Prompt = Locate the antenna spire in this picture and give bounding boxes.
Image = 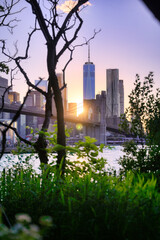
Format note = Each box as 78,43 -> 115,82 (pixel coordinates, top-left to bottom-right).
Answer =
88,42 -> 90,62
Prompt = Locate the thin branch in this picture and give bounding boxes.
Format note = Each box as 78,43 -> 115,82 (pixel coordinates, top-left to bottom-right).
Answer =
0,0 -> 25,32
0,121 -> 32,159
57,10 -> 83,60
26,0 -> 52,43
0,88 -> 35,158
55,0 -> 88,44
1,31 -> 47,96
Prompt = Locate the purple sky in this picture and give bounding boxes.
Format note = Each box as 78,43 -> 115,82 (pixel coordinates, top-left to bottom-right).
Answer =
1,0 -> 160,109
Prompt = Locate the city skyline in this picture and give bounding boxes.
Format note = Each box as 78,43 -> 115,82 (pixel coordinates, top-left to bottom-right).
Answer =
0,0 -> 160,110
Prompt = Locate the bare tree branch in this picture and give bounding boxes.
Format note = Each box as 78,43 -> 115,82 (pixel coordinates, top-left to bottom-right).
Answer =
0,0 -> 25,33
0,88 -> 34,158
26,0 -> 52,43
1,30 -> 47,96
55,0 -> 88,42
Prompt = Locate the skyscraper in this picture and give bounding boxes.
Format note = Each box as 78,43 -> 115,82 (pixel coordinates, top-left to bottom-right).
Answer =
83,44 -> 95,100
106,69 -> 120,118
119,79 -> 124,115
0,76 -> 9,104
52,73 -> 68,116
35,79 -> 48,110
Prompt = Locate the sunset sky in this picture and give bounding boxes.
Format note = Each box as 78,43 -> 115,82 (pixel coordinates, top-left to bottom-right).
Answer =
1,0 -> 160,110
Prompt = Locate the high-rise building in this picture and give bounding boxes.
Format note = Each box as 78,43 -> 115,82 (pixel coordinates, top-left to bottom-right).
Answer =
106,69 -> 120,118
35,79 -> 48,110
25,91 -> 44,109
119,80 -> 124,115
52,73 -> 68,116
0,77 -> 26,139
0,76 -> 9,104
0,76 -> 10,120
35,76 -> 68,116
106,69 -> 125,118
83,44 -> 95,100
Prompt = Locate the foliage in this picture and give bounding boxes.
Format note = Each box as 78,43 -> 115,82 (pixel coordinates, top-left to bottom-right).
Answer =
119,72 -> 160,175
0,62 -> 9,74
64,136 -> 107,177
13,126 -> 108,177
0,6 -> 4,12
118,141 -> 160,176
0,166 -> 160,240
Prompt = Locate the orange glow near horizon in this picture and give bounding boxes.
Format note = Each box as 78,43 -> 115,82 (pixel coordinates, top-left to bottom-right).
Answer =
76,101 -> 83,116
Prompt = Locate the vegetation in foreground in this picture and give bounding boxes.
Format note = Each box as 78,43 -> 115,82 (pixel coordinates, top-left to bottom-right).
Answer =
0,165 -> 160,240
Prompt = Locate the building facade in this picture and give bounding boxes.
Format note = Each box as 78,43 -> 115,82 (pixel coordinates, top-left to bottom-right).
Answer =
35,79 -> 48,110
8,91 -> 20,104
0,76 -> 9,104
68,102 -> 77,117
119,79 -> 124,115
52,73 -> 68,116
106,69 -> 120,118
25,91 -> 44,109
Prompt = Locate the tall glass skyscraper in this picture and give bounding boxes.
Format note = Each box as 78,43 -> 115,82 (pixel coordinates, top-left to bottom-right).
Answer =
83,44 -> 95,100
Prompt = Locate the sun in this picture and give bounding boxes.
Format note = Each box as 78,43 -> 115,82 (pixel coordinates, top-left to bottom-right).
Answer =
76,101 -> 83,116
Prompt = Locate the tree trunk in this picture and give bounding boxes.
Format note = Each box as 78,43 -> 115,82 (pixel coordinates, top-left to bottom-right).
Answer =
34,90 -> 52,165
47,42 -> 66,173
52,73 -> 66,174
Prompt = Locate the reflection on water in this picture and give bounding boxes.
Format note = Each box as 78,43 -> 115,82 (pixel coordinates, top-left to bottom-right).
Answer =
0,146 -> 124,173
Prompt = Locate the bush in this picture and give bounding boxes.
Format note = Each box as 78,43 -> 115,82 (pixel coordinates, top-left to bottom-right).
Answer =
119,73 -> 160,176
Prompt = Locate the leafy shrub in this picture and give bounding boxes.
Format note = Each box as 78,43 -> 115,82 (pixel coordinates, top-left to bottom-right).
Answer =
119,73 -> 160,176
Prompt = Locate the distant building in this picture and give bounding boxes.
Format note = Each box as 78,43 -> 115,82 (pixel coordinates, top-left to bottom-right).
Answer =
0,76 -> 9,104
119,79 -> 124,115
25,90 -> 44,133
35,79 -> 48,110
106,69 -> 120,118
25,91 -> 44,109
52,73 -> 68,116
96,91 -> 106,122
105,69 -> 125,129
8,91 -> 20,104
0,77 -> 26,141
35,79 -> 48,92
83,44 -> 95,100
68,102 -> 77,117
0,76 -> 10,120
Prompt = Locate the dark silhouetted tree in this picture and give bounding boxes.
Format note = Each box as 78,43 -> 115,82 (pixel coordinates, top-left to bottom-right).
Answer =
0,0 -> 98,174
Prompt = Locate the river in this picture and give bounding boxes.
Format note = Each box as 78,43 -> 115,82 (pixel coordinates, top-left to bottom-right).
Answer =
0,145 -> 124,173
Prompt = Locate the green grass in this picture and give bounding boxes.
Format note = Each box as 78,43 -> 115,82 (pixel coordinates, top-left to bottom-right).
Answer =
1,166 -> 160,240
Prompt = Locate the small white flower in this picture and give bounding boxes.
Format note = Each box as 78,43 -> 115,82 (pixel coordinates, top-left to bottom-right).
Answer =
15,214 -> 32,223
